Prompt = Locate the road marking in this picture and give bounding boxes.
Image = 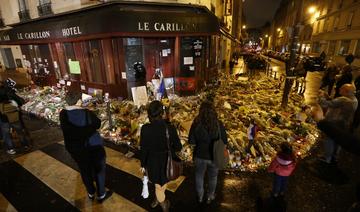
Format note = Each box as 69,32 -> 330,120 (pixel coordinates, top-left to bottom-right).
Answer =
14,151 -> 146,212
0,193 -> 17,212
58,141 -> 185,192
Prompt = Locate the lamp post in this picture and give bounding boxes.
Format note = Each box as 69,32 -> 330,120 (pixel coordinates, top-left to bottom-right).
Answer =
281,0 -> 304,107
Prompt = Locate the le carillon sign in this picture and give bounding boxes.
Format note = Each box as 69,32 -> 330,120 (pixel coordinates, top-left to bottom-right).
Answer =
0,3 -> 219,44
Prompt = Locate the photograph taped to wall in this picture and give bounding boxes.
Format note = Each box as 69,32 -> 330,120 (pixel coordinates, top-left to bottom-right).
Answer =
184,57 -> 193,65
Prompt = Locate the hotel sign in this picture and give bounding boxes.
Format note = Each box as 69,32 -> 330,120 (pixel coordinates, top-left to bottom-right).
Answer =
0,5 -> 219,44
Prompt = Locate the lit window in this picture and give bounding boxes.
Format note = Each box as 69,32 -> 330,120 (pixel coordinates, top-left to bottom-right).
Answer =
338,40 -> 351,56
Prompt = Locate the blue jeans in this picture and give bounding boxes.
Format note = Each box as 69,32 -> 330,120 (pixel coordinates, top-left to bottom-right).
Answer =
272,174 -> 288,196
195,157 -> 219,199
73,153 -> 106,196
323,136 -> 340,163
0,120 -> 28,150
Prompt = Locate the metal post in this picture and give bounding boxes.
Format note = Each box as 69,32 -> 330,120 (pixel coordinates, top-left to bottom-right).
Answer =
104,93 -> 113,130
281,0 -> 304,108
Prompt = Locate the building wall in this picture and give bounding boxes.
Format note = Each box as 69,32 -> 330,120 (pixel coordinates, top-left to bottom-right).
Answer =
312,0 -> 360,66
0,0 -> 20,25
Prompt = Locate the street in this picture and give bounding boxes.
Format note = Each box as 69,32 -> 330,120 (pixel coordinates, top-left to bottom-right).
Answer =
0,58 -> 359,212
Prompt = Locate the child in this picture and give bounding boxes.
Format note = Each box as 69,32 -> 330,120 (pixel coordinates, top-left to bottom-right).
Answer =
268,142 -> 296,198
246,119 -> 259,154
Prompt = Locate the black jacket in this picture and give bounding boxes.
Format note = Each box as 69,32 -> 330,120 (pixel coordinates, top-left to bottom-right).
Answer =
188,120 -> 227,160
60,108 -> 104,159
140,119 -> 182,185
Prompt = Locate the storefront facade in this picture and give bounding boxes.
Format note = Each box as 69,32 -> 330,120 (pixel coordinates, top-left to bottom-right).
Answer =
0,2 -> 220,98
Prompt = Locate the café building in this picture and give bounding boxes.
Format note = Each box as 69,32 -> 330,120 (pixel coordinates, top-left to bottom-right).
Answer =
0,1 -> 221,98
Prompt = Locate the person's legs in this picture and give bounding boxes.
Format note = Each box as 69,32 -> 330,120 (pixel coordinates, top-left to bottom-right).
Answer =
11,122 -> 29,147
279,176 -> 289,196
73,155 -> 96,196
272,174 -> 282,197
94,156 -> 106,197
322,137 -> 335,163
195,157 -> 207,201
0,121 -> 15,151
207,161 -> 219,201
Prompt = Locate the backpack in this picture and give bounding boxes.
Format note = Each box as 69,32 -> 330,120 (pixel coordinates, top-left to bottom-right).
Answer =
0,102 -> 19,123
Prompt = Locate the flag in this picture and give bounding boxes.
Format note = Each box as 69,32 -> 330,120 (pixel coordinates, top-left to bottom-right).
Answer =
158,77 -> 166,99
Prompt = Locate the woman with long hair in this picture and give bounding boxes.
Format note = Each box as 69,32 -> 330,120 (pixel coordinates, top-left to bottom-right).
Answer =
188,100 -> 228,204
140,100 -> 182,212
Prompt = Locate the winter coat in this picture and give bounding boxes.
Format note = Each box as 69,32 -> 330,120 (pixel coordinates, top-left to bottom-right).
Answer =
59,106 -> 105,160
140,119 -> 182,185
319,95 -> 358,130
268,153 -> 296,177
188,120 -> 227,161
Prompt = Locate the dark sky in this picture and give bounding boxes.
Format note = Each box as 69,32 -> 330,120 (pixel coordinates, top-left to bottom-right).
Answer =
244,0 -> 282,28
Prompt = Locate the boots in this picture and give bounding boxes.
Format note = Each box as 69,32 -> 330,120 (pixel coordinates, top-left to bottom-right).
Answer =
160,199 -> 170,212
150,198 -> 159,208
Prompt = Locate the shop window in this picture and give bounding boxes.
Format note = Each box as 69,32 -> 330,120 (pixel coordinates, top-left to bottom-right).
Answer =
313,42 -> 320,53
18,0 -> 30,22
328,40 -> 337,56
180,37 -> 196,77
338,40 -> 351,56
38,0 -> 53,16
88,40 -> 105,83
355,40 -> 360,58
0,48 -> 16,69
123,38 -> 144,82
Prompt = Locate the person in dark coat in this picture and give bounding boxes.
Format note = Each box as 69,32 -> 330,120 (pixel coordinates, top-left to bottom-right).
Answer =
140,100 -> 182,212
334,65 -> 353,98
0,80 -> 29,155
60,90 -> 112,203
188,100 -> 228,204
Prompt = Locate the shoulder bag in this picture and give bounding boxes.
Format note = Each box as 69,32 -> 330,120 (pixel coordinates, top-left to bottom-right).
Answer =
213,123 -> 230,169
165,125 -> 183,181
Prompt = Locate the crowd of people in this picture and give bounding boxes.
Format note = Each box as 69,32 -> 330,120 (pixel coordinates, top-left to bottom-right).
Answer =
1,50 -> 360,211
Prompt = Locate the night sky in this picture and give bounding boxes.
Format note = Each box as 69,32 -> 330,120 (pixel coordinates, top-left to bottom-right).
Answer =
243,0 -> 282,28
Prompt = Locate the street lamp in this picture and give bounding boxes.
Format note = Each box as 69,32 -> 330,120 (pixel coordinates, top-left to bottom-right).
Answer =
308,6 -> 317,14
242,25 -> 246,29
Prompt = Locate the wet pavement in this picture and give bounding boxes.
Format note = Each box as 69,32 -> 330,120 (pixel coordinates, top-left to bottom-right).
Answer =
1,61 -> 360,211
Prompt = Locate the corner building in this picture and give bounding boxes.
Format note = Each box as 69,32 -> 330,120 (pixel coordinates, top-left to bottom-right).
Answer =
0,0 -> 243,98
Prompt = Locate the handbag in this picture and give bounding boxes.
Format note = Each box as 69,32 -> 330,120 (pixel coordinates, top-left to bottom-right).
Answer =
213,123 -> 229,169
165,125 -> 183,181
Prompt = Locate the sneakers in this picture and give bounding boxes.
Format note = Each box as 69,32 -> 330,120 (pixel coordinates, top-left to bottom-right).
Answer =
206,195 -> 215,204
97,190 -> 113,203
6,149 -> 16,155
88,193 -> 95,200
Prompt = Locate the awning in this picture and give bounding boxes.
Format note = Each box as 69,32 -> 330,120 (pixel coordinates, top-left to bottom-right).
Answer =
0,1 -> 219,44
220,27 -> 241,44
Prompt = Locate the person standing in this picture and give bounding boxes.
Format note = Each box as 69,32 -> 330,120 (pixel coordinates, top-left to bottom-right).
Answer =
0,80 -> 29,155
60,90 -> 112,203
268,142 -> 296,198
318,84 -> 358,164
140,100 -> 182,212
188,101 -> 228,204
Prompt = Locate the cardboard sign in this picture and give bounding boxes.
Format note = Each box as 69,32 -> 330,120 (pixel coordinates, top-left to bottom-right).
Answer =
131,86 -> 148,107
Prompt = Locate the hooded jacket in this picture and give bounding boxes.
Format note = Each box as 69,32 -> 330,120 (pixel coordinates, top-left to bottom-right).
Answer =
268,152 -> 296,177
